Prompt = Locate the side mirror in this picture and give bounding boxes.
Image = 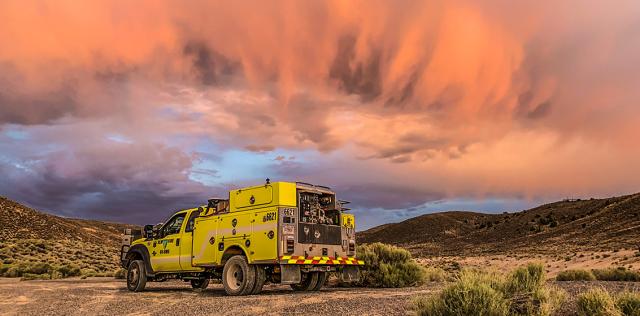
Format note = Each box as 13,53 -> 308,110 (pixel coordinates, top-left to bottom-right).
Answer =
153,223 -> 163,239
143,225 -> 154,239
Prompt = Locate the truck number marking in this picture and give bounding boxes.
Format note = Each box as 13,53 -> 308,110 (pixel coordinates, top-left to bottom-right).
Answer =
262,212 -> 276,222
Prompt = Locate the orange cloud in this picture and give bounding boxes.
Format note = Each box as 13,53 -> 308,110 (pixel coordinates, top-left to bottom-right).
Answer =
1,0 -> 639,213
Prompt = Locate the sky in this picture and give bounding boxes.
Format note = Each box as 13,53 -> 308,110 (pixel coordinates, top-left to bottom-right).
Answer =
1,1 -> 640,230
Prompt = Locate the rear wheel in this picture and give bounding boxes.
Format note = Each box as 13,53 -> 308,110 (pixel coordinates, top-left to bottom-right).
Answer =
250,265 -> 266,295
311,272 -> 327,291
191,279 -> 210,291
290,272 -> 318,291
126,260 -> 147,292
222,255 -> 256,296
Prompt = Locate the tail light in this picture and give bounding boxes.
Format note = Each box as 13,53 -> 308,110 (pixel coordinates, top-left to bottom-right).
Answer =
286,238 -> 295,254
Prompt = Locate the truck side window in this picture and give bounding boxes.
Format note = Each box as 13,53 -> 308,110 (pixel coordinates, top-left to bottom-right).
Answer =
185,210 -> 201,232
162,213 -> 186,236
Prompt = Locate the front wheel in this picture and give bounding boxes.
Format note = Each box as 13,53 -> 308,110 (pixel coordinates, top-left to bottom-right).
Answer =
191,279 -> 210,291
222,255 -> 256,296
126,260 -> 147,292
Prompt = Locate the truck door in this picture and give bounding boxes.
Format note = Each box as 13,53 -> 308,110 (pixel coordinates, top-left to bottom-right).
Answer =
180,210 -> 201,270
151,212 -> 186,272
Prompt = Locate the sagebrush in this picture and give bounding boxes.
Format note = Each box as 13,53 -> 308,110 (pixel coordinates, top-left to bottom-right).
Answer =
414,263 -> 565,316
355,243 -> 428,287
616,292 -> 640,316
592,267 -> 640,282
556,269 -> 596,281
576,288 -> 621,316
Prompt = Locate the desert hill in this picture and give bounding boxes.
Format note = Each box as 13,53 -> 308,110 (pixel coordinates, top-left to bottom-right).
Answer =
0,196 -> 135,244
0,196 -> 137,277
358,193 -> 640,256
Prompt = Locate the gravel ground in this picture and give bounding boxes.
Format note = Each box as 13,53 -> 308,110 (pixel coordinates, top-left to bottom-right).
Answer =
1,278 -> 638,315
0,278 -> 437,316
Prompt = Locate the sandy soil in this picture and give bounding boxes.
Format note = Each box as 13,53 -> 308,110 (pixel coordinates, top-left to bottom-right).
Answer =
0,277 -> 637,315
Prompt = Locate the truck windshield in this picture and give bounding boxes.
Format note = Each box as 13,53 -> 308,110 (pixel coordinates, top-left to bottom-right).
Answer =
162,213 -> 186,236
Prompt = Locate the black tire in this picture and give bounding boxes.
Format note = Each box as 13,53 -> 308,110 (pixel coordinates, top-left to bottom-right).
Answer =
222,255 -> 256,296
290,272 -> 318,291
250,265 -> 266,295
126,260 -> 147,292
311,272 -> 327,291
191,279 -> 210,291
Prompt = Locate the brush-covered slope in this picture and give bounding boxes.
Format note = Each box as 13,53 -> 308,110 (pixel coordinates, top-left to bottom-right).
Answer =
0,196 -> 137,277
358,194 -> 640,256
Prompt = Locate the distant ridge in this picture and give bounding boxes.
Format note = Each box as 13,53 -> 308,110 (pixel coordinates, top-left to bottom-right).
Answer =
0,196 -> 135,244
0,196 -> 138,274
358,193 -> 640,256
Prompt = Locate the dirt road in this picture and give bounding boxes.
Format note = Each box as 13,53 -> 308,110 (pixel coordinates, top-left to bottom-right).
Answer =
0,278 -> 436,315
2,278 -> 638,315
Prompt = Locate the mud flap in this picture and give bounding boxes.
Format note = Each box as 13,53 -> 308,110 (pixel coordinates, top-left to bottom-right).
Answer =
280,265 -> 301,284
340,266 -> 359,282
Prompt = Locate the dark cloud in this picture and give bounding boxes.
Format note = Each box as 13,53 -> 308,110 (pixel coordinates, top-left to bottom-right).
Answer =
0,64 -> 78,125
526,101 -> 552,120
329,36 -> 383,101
0,142 -> 215,224
284,94 -> 340,151
183,40 -> 240,86
244,144 -> 275,153
337,183 -> 445,210
366,133 -> 448,161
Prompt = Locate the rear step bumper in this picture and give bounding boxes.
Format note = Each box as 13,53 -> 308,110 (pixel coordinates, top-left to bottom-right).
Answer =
279,256 -> 364,265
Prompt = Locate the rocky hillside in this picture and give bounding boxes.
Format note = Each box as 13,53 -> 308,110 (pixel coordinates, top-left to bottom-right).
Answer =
0,196 -> 137,277
358,193 -> 640,256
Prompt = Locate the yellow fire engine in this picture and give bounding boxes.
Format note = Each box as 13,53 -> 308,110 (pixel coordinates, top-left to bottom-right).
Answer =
121,181 -> 362,295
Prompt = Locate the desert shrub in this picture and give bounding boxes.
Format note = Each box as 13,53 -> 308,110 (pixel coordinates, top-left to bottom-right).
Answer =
413,270 -> 509,316
423,267 -> 448,282
592,267 -> 640,282
413,264 -> 565,316
557,269 -> 596,281
577,288 -> 621,316
20,273 -> 51,281
615,292 -> 640,316
0,264 -> 11,275
506,264 -> 545,293
113,268 -> 127,279
355,243 -> 426,287
25,262 -> 51,275
504,263 -> 564,316
56,264 -> 81,278
2,262 -> 54,277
